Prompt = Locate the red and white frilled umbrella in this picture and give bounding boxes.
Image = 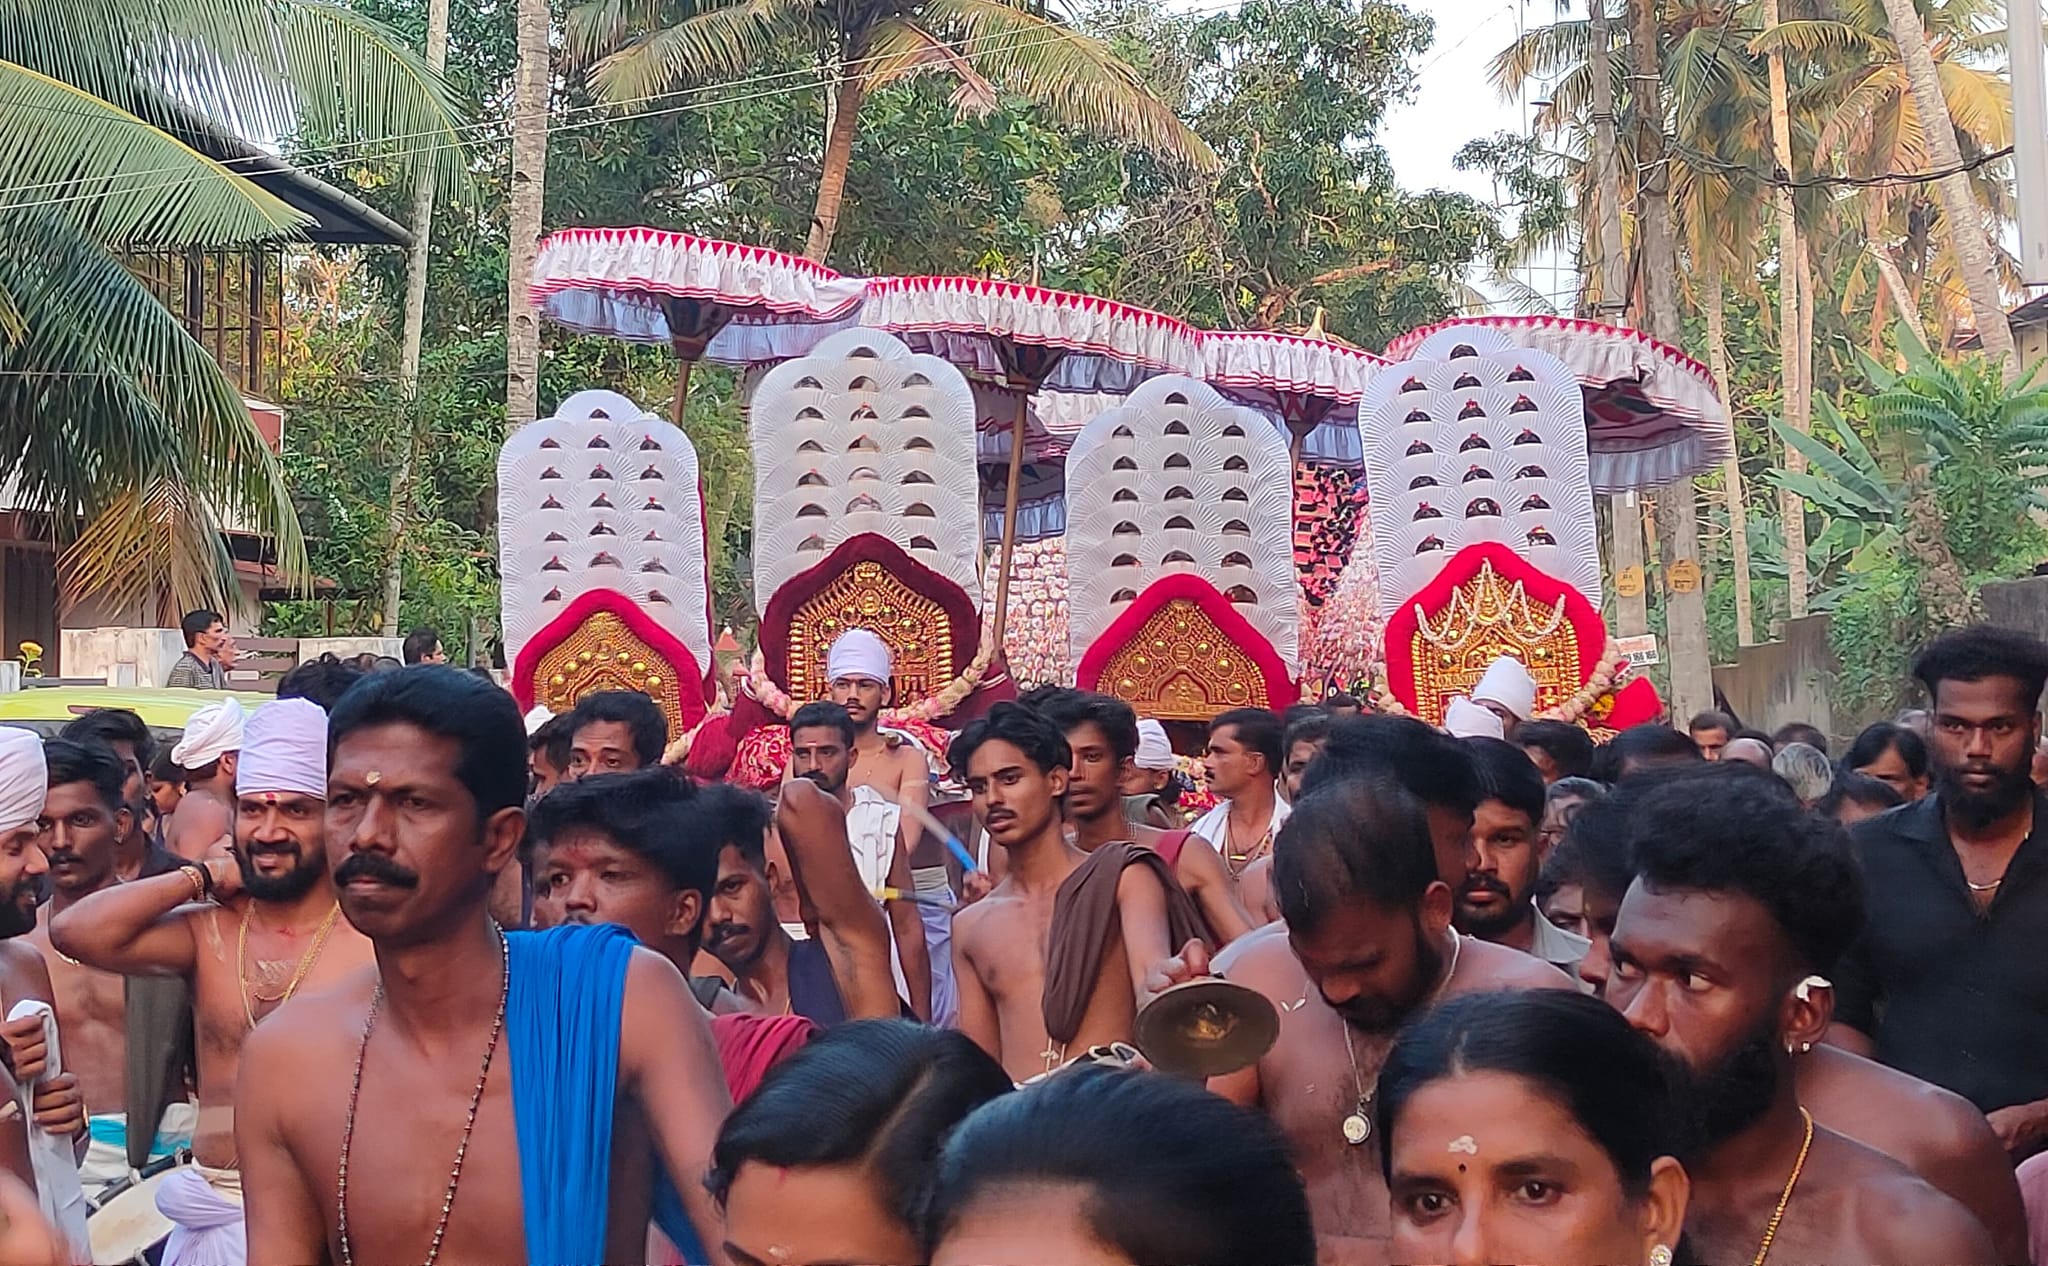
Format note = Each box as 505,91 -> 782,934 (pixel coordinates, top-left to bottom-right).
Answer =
1381,315 -> 1733,492
530,227 -> 870,422
859,276 -> 1203,650
1203,329 -> 1389,466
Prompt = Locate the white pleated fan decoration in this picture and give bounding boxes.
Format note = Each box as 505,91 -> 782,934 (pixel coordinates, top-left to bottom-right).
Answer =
499,388 -> 711,673
1361,334 -> 1600,620
1066,376 -> 1300,672
750,329 -> 981,606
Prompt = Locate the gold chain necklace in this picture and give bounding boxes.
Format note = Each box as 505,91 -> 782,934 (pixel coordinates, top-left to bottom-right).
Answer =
237,901 -> 341,1026
1751,1107 -> 1814,1266
336,930 -> 508,1266
1340,929 -> 1461,1145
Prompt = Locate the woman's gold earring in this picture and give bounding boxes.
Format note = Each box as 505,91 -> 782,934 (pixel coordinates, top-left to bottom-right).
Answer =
1649,1245 -> 1674,1266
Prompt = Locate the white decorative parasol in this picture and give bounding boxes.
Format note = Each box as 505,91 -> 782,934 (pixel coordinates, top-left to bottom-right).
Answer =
1381,315 -> 1732,492
1203,329 -> 1389,466
860,277 -> 1204,651
530,227 -> 870,422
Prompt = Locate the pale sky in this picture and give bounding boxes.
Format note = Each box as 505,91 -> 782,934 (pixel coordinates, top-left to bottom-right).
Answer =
1380,0 -> 1584,313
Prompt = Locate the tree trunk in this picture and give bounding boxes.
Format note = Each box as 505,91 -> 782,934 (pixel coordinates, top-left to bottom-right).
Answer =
380,0 -> 451,638
1587,0 -> 1650,637
1704,258 -> 1755,646
506,0 -> 551,429
1871,244 -> 1934,355
1632,0 -> 1713,717
1763,0 -> 1809,621
1877,0 -> 2017,378
804,72 -> 867,264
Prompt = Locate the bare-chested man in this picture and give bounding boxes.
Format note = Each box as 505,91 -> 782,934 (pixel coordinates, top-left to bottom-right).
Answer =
235,666 -> 728,1264
53,697 -> 369,1266
0,729 -> 88,1251
1555,776 -> 2030,1262
1607,771 -> 1995,1264
1152,774 -> 1571,1266
823,628 -> 953,1021
788,701 -> 933,1018
1022,687 -> 1252,944
952,703 -> 1198,1083
27,740 -> 193,1204
162,699 -> 243,862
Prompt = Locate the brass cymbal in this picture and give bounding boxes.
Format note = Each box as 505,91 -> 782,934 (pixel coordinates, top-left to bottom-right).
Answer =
1135,977 -> 1280,1080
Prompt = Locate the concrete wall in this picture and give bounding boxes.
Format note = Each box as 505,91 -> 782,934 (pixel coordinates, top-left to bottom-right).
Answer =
1711,615 -> 1844,744
59,631 -> 402,687
1981,576 -> 2048,641
2018,321 -> 2047,373
60,629 -> 188,686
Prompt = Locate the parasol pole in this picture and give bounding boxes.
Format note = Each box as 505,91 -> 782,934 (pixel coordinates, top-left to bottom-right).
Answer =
662,297 -> 733,428
990,388 -> 1029,656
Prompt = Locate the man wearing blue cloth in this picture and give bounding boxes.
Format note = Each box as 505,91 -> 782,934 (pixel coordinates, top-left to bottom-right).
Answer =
236,668 -> 730,1265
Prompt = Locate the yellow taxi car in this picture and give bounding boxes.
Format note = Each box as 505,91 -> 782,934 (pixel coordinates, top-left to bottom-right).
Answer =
0,685 -> 274,740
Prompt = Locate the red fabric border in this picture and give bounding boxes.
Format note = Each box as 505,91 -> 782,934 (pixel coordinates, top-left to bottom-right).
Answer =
1382,315 -> 1716,397
1381,542 -> 1606,716
758,534 -> 981,699
1075,572 -> 1299,713
511,588 -> 708,731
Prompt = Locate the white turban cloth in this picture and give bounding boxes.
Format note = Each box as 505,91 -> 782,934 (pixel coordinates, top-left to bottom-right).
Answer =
171,698 -> 246,770
237,698 -> 329,800
826,628 -> 892,684
1472,655 -> 1538,722
1445,696 -> 1506,740
1134,719 -> 1177,771
0,728 -> 47,835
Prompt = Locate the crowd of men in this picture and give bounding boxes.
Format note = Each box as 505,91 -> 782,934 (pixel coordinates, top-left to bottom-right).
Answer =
0,619 -> 2047,1263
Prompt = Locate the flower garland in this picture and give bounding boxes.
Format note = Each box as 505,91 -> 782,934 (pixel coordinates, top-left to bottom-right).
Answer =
746,623 -> 999,724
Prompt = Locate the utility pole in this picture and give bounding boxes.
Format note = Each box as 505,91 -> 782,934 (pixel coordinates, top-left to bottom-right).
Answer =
1586,0 -> 1650,638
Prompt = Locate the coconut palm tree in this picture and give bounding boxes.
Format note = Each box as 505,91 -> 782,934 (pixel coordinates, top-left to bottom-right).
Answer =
570,0 -> 1217,262
0,0 -> 469,614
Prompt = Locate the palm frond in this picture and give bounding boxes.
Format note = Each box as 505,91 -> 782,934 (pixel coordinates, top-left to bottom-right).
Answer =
1749,19 -> 1886,58
565,0 -> 678,67
0,0 -> 472,198
0,59 -> 309,247
587,0 -> 805,105
0,207 -> 306,610
922,0 -> 1217,170
862,17 -> 1000,112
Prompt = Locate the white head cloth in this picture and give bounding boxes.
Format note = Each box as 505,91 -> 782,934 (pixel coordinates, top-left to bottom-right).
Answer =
524,705 -> 555,736
237,698 -> 329,800
826,628 -> 893,684
1134,719 -> 1177,771
0,728 -> 46,835
170,698 -> 247,770
1472,655 -> 1538,721
1445,696 -> 1506,740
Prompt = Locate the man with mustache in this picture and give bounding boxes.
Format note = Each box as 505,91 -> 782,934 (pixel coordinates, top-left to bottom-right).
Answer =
25,740 -> 194,1207
0,728 -> 89,1245
1607,772 -> 1995,1263
786,700 -> 933,1019
60,709 -> 179,881
234,667 -> 728,1264
52,697 -> 370,1266
704,778 -> 904,1024
1456,736 -> 1587,973
1150,773 -> 1570,1266
1552,771 -> 2029,1264
1835,627 -> 2048,1156
952,703 -> 1200,1083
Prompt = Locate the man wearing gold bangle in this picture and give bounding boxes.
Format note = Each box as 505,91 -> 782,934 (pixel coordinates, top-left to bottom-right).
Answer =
51,698 -> 372,1266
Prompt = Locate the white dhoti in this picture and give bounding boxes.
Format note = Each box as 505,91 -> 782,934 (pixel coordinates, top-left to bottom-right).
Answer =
156,1164 -> 245,1266
83,1103 -> 199,1206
